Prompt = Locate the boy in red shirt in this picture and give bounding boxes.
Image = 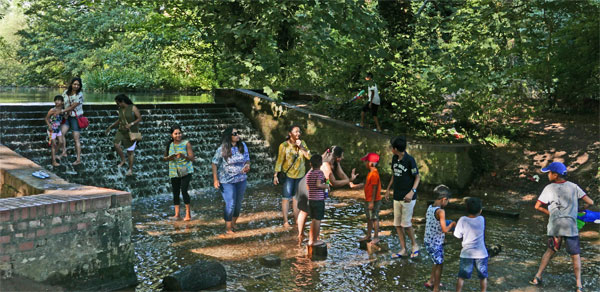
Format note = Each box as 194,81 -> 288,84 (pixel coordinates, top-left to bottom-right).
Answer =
355,153 -> 382,244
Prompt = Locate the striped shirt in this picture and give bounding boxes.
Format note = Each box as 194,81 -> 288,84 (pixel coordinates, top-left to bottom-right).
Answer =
168,140 -> 194,178
306,169 -> 326,201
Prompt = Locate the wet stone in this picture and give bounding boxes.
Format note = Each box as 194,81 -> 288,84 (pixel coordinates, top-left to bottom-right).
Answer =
162,260 -> 226,291
358,238 -> 369,250
308,242 -> 327,260
487,244 -> 502,258
259,254 -> 281,268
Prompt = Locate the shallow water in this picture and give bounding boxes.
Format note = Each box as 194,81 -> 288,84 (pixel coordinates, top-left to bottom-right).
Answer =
129,185 -> 600,292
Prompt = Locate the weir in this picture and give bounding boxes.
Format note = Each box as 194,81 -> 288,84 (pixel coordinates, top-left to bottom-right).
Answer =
0,103 -> 274,197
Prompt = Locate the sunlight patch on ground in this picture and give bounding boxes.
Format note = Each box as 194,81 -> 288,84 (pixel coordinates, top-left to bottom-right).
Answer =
190,234 -> 299,260
172,225 -> 293,247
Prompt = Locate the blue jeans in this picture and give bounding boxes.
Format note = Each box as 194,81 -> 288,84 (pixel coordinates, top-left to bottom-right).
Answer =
458,257 -> 488,279
283,177 -> 302,199
221,180 -> 247,222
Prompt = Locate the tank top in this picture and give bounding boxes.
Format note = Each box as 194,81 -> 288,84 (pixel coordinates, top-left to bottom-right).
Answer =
168,140 -> 194,178
424,205 -> 444,246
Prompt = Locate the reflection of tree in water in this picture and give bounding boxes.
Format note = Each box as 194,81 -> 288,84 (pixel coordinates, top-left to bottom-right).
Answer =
291,255 -> 319,290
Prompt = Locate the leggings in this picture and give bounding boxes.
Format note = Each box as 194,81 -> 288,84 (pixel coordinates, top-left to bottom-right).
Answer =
171,174 -> 191,205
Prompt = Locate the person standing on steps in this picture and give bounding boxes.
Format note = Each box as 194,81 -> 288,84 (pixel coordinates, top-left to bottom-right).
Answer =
60,77 -> 84,165
357,72 -> 382,132
105,94 -> 142,176
274,125 -> 310,228
212,127 -> 250,235
162,124 -> 195,221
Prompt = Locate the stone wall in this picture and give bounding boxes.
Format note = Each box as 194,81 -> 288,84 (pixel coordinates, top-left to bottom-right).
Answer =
0,145 -> 136,291
215,89 -> 480,190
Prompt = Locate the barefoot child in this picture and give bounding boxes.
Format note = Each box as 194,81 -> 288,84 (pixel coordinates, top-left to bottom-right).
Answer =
424,185 -> 456,292
354,153 -> 382,244
454,197 -> 488,292
529,162 -> 593,292
306,154 -> 330,246
45,95 -> 65,166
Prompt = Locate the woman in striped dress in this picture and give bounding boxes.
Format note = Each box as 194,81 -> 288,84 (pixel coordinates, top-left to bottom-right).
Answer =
162,124 -> 195,221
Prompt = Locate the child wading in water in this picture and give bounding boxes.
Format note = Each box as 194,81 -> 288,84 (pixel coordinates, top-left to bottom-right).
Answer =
454,197 -> 488,292
530,162 -> 593,292
424,185 -> 456,292
305,154 -> 330,246
45,95 -> 65,166
354,153 -> 382,244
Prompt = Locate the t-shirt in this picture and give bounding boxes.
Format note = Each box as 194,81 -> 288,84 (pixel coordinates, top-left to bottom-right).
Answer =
364,169 -> 382,202
454,216 -> 488,259
62,90 -> 84,117
274,140 -> 310,179
391,153 -> 419,201
211,142 -> 250,184
537,181 -> 586,237
306,169 -> 326,201
367,82 -> 380,105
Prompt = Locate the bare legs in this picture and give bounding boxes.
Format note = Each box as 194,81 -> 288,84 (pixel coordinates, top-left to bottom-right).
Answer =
51,138 -> 62,166
60,123 -> 81,165
365,219 -> 379,243
297,210 -> 308,243
282,197 -> 298,227
396,226 -> 419,256
308,219 -> 322,246
114,142 -> 134,175
426,264 -> 443,292
456,277 -> 487,292
533,246 -> 582,289
126,150 -> 134,175
359,111 -> 381,131
172,204 -> 191,221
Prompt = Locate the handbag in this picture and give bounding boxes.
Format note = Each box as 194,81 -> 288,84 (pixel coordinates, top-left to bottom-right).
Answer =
176,166 -> 189,178
120,107 -> 142,141
278,153 -> 300,183
69,94 -> 89,129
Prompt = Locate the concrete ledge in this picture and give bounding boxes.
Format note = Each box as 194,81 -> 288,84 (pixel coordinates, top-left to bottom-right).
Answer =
215,89 -> 480,189
0,145 -> 136,291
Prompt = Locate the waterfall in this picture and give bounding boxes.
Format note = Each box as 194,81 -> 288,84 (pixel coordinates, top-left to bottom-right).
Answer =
0,103 -> 274,197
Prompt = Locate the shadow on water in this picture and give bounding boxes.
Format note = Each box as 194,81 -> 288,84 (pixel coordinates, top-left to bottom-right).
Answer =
128,185 -> 599,292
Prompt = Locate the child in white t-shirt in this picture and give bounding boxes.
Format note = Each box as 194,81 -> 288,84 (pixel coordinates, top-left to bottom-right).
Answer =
454,197 -> 488,292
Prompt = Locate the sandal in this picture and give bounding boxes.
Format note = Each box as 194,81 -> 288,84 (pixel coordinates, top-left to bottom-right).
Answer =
410,250 -> 420,258
529,276 -> 542,286
577,286 -> 583,292
391,253 -> 404,259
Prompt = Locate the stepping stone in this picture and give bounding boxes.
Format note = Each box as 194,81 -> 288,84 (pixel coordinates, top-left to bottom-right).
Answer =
358,238 -> 370,250
259,254 -> 281,268
308,242 -> 327,260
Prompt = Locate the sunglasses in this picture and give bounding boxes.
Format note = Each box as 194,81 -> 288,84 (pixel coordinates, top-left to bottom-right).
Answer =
231,131 -> 240,136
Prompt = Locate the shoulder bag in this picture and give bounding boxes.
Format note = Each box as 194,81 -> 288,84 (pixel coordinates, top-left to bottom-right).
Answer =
119,107 -> 142,141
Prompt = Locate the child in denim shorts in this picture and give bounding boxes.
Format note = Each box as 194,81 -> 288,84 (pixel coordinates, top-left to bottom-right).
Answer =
454,197 -> 488,292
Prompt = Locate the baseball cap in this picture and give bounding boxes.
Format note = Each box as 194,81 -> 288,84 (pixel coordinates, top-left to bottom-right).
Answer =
541,162 -> 567,175
361,153 -> 380,163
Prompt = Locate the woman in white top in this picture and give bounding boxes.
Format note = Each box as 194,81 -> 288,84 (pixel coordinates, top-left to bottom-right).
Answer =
60,77 -> 84,165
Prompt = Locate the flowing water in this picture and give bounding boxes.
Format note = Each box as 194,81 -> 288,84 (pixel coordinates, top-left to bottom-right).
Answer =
129,186 -> 600,292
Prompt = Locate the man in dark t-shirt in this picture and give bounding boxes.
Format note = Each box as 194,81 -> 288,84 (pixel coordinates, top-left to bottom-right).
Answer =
385,136 -> 421,258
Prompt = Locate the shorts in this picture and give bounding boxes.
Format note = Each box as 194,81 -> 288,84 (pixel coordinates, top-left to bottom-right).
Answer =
364,200 -> 382,220
283,176 -> 302,199
425,243 -> 444,265
361,103 -> 379,117
309,200 -> 325,221
547,236 -> 580,255
393,199 -> 416,227
458,257 -> 488,279
49,130 -> 62,140
63,116 -> 81,132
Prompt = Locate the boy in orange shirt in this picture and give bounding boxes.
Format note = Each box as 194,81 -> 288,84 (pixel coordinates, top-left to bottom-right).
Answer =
355,152 -> 382,244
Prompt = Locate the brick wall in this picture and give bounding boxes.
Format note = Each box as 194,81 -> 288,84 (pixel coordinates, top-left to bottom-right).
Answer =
0,145 -> 136,290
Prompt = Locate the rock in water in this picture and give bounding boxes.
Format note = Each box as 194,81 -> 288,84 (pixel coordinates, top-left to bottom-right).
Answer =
486,244 -> 502,258
358,238 -> 370,250
162,260 -> 226,291
259,254 -> 281,268
308,242 -> 328,260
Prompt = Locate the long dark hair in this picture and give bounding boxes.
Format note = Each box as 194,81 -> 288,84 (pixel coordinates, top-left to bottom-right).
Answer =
66,77 -> 83,96
165,124 -> 182,154
326,145 -> 344,173
220,126 -> 244,159
115,94 -> 134,105
285,125 -> 301,141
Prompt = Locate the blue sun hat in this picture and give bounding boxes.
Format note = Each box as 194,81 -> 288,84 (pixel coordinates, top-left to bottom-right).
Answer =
541,162 -> 567,175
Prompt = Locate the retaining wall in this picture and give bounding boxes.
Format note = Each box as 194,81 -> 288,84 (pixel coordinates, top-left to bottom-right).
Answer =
215,89 -> 480,190
0,145 -> 136,291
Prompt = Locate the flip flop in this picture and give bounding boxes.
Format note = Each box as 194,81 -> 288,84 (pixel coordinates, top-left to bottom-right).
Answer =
391,253 -> 404,259
410,250 -> 420,258
529,276 -> 542,286
32,171 -> 45,179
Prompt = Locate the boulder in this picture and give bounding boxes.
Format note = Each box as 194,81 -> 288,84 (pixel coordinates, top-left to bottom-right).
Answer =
259,255 -> 281,268
162,260 -> 226,291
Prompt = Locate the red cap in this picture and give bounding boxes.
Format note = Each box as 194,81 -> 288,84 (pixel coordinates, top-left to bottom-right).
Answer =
361,153 -> 380,163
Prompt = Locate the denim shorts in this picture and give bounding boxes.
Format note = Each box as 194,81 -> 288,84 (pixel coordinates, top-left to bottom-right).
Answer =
458,257 -> 488,279
282,177 -> 302,199
548,236 -> 580,255
364,200 -> 382,220
64,116 -> 81,132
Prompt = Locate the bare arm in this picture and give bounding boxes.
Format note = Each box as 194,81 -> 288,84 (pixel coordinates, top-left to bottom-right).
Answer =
582,195 -> 594,207
212,163 -> 220,188
125,106 -> 142,129
45,109 -> 54,129
371,184 -> 378,202
385,176 -> 394,199
534,200 -> 550,216
185,142 -> 195,162
437,209 -> 456,233
403,174 -> 421,202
